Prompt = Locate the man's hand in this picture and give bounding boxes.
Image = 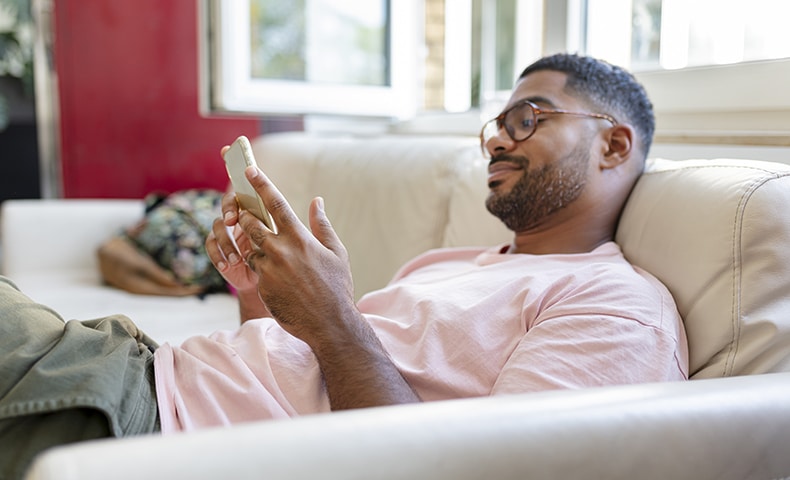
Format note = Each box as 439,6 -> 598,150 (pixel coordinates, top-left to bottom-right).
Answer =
234,165 -> 355,344
233,164 -> 421,409
205,144 -> 272,322
206,205 -> 259,294
206,210 -> 270,322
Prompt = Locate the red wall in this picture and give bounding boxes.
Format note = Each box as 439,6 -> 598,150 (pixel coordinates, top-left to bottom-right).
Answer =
54,0 -> 261,198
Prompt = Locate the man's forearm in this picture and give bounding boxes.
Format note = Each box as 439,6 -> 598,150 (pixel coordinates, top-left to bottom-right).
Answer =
228,169 -> 416,407
310,310 -> 421,410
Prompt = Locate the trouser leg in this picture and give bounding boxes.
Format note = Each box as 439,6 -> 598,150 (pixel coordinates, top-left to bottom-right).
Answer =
0,408 -> 111,480
0,277 -> 159,479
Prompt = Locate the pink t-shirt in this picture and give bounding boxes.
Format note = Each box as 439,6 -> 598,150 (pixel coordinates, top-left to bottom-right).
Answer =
154,242 -> 688,432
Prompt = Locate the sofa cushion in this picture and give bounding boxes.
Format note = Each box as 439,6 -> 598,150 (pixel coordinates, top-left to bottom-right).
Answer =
616,158 -> 790,378
1,199 -> 241,345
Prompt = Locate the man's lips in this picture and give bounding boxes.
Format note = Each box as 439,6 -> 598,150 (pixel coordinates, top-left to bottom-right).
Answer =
487,160 -> 523,185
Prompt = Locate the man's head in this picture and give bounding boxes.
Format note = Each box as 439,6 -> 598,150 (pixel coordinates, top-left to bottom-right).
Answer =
481,53 -> 654,252
519,53 -> 655,159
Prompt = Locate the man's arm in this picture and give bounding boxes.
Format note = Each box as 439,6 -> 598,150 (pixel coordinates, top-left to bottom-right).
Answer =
219,165 -> 420,409
292,294 -> 421,410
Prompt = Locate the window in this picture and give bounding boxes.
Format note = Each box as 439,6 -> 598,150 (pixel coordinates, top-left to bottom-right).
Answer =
205,0 -> 418,119
474,0 -> 544,116
203,0 -> 788,144
580,0 -> 790,145
398,0 -> 544,135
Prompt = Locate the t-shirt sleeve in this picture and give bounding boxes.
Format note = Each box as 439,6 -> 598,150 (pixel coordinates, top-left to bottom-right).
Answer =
491,269 -> 688,394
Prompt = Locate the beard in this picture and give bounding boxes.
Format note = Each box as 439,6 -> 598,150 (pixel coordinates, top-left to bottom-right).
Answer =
485,143 -> 589,232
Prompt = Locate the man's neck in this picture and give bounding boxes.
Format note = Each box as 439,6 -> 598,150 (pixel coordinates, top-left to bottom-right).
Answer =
506,221 -> 615,255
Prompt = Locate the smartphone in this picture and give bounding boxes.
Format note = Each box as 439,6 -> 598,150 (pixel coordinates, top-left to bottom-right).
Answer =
222,135 -> 275,231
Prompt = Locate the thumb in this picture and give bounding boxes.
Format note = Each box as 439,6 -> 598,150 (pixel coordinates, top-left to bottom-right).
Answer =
309,197 -> 346,258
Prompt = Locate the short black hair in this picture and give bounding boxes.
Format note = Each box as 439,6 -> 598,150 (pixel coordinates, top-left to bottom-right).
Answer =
520,53 -> 655,158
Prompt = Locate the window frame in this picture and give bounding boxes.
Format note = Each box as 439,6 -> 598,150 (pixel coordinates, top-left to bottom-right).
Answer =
204,0 -> 419,120
635,59 -> 790,145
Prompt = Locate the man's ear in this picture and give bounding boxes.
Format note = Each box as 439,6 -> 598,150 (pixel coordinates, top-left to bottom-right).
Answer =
600,124 -> 635,170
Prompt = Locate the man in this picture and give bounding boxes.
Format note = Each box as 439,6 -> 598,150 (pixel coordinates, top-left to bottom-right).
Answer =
0,53 -> 687,477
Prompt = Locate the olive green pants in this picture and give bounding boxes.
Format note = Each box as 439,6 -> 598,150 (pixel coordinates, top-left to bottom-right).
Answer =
0,277 -> 160,480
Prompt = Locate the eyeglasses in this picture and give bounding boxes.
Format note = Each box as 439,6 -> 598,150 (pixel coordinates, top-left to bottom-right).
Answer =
480,99 -> 618,154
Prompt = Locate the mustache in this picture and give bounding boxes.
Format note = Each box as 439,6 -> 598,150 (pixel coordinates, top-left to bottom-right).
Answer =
489,153 -> 530,169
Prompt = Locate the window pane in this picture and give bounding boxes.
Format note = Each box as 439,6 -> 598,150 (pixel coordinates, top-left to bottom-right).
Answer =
494,0 -> 518,91
249,1 -> 306,81
249,0 -> 388,86
475,0 -> 541,110
589,0 -> 790,71
630,0 -> 662,70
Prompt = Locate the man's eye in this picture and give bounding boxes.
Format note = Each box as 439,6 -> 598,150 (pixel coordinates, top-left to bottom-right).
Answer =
520,118 -> 535,128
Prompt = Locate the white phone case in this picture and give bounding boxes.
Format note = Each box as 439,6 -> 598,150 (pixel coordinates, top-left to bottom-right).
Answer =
222,135 -> 275,231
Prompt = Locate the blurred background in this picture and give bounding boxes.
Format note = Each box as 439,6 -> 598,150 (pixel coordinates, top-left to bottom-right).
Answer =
1,0 -> 788,204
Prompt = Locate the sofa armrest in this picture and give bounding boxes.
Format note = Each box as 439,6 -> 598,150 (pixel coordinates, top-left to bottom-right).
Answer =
26,373 -> 790,480
1,199 -> 144,277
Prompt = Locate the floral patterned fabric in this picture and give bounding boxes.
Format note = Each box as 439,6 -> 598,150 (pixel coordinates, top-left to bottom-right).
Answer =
125,189 -> 227,292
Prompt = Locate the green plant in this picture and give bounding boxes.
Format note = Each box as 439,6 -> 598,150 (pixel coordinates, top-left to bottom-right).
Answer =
0,0 -> 33,131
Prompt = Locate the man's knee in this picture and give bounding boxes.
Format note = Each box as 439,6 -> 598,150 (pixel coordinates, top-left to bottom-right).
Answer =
0,276 -> 66,339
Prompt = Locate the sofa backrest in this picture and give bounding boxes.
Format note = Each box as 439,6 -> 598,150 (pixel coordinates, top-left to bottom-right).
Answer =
253,133 -> 790,379
252,133 -> 510,299
616,158 -> 790,378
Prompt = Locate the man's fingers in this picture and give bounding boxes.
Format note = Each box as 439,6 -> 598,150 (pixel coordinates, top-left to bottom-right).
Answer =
308,197 -> 348,261
208,218 -> 242,270
244,166 -> 299,232
220,190 -> 240,227
237,209 -> 270,252
205,230 -> 228,272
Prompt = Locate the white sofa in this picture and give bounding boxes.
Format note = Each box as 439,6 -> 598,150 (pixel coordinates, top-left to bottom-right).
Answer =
3,132 -> 790,479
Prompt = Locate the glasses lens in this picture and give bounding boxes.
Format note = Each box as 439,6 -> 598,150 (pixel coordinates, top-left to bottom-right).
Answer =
505,103 -> 536,142
480,102 -> 538,151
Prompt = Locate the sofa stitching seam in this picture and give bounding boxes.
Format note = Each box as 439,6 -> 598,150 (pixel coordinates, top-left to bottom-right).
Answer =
723,172 -> 786,376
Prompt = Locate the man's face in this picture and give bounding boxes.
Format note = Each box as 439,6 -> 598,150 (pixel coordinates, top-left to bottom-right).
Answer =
483,70 -> 597,233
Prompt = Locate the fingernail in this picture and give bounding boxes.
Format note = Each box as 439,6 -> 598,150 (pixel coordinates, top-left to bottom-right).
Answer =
228,252 -> 240,264
224,211 -> 235,222
217,261 -> 227,271
317,196 -> 325,212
